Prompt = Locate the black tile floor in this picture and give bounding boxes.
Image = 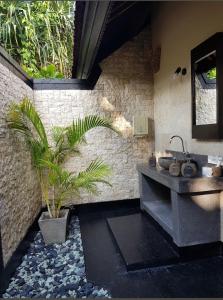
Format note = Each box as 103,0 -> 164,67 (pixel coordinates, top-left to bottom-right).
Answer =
78,200 -> 223,298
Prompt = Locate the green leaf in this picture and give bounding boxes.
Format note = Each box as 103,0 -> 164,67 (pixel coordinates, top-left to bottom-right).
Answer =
0,0 -> 74,78
53,115 -> 119,164
7,97 -> 49,167
66,115 -> 119,148
74,159 -> 112,194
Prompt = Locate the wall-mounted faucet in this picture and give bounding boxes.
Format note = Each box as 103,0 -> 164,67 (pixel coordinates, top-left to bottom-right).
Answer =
169,135 -> 186,154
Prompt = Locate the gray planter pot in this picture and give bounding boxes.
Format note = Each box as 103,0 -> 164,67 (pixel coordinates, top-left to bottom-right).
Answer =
38,209 -> 69,245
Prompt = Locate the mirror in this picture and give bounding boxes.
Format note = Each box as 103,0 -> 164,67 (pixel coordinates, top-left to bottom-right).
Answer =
195,51 -> 216,125
191,33 -> 223,139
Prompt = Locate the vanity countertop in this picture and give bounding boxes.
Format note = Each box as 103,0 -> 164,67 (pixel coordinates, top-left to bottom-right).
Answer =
137,164 -> 223,194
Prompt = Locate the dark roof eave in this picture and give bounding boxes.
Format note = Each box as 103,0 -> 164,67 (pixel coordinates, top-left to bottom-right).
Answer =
72,1 -> 111,80
72,1 -> 151,88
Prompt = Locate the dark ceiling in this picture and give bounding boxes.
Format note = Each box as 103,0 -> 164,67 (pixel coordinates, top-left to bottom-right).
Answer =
96,1 -> 151,62
72,1 -> 152,86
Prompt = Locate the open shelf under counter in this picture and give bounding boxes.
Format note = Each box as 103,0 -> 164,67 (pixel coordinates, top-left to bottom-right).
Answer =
142,200 -> 173,236
138,163 -> 222,247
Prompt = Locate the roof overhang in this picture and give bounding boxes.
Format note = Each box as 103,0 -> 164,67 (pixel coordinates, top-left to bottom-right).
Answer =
72,1 -> 112,80
72,1 -> 151,87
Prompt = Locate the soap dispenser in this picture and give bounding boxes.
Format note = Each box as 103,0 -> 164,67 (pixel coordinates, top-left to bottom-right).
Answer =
149,152 -> 156,168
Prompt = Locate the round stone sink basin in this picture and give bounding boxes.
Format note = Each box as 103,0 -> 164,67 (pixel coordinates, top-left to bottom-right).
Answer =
158,157 -> 176,170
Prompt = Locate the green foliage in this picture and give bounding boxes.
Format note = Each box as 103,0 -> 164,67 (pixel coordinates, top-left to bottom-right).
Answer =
75,159 -> 112,194
206,67 -> 216,80
7,98 -> 118,218
24,64 -> 64,79
7,98 -> 50,167
0,0 -> 74,78
53,116 -> 119,164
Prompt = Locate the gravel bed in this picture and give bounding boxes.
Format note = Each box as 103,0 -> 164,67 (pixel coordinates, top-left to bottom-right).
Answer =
3,216 -> 110,298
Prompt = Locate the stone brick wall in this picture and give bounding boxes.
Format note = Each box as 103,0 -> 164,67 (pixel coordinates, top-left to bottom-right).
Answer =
34,26 -> 154,204
0,25 -> 154,265
0,63 -> 41,265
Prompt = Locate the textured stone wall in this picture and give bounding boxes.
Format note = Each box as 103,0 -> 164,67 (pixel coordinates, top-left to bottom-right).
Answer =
0,63 -> 41,266
34,26 -> 154,204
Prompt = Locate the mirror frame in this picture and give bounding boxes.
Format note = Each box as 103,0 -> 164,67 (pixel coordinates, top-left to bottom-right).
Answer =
191,33 -> 223,139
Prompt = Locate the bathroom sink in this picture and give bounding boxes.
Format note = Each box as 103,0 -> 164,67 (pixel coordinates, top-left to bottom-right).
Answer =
158,157 -> 176,170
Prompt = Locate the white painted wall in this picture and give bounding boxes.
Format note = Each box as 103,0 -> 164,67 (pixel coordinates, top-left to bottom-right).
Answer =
151,1 -> 223,155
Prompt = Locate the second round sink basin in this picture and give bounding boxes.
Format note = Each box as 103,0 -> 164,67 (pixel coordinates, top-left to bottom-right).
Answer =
158,157 -> 176,170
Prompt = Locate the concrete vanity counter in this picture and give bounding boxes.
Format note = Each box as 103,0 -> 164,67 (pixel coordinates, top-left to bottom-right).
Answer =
137,164 -> 223,247
138,164 -> 223,194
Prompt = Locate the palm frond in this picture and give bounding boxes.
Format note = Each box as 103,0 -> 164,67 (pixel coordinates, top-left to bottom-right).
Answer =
53,115 -> 119,164
66,115 -> 118,148
7,98 -> 50,169
7,98 -> 48,146
52,126 -> 65,146
54,145 -> 81,164
39,159 -> 73,188
74,159 -> 112,194
52,126 -> 80,163
27,139 -> 49,168
19,98 -> 48,145
7,102 -> 32,137
40,157 -> 111,197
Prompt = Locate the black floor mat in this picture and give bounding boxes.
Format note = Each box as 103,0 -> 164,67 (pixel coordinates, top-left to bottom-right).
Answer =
107,213 -> 179,270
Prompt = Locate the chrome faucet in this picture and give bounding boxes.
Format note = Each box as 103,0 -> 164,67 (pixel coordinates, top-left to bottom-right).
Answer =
169,135 -> 186,154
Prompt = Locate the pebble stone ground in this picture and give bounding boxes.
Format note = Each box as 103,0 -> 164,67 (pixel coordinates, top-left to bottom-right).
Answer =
3,216 -> 111,298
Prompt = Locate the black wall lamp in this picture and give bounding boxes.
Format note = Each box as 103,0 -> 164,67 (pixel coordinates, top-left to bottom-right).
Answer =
182,68 -> 187,76
175,67 -> 181,75
173,67 -> 187,79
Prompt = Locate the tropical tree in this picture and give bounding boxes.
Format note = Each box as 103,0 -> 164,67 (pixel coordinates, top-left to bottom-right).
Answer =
7,98 -> 118,218
0,0 -> 74,78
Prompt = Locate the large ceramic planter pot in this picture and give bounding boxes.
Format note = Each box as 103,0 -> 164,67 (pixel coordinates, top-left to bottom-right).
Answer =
38,209 -> 69,245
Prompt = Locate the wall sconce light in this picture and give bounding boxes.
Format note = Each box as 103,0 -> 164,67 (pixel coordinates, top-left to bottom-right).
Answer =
181,68 -> 187,76
173,67 -> 187,79
173,67 -> 181,79
175,67 -> 181,74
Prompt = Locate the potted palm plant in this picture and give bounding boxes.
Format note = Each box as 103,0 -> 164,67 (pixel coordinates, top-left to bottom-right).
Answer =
7,98 -> 118,245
